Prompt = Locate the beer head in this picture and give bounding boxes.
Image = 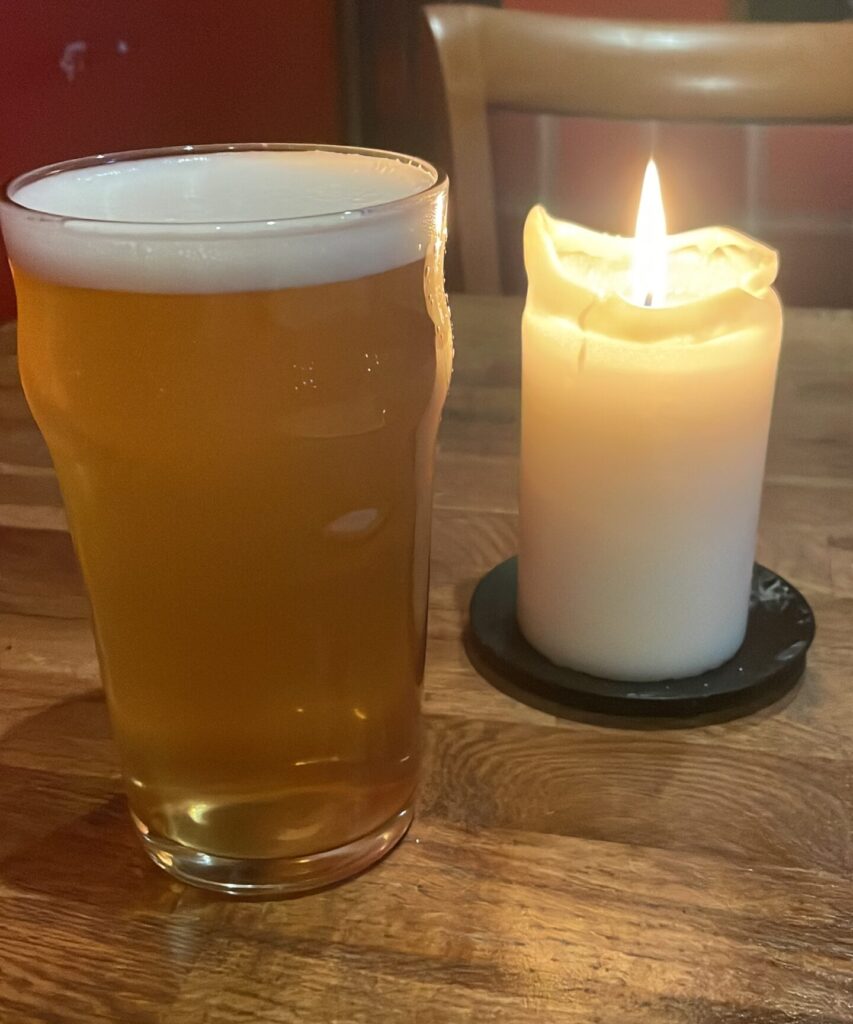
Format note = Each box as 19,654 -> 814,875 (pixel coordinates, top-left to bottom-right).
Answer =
2,146 -> 445,293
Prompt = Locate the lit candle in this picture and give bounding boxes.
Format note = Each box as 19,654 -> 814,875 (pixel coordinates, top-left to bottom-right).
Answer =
518,161 -> 782,682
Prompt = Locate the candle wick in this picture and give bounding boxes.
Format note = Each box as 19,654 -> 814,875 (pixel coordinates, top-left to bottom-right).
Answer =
644,293 -> 653,308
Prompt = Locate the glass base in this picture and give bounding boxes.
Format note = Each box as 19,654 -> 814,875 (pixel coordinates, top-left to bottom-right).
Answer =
133,804 -> 413,896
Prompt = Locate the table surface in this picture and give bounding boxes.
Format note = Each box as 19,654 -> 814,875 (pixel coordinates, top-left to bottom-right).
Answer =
1,297 -> 852,1024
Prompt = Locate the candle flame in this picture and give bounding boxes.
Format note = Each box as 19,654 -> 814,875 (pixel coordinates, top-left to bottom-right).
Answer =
631,159 -> 668,307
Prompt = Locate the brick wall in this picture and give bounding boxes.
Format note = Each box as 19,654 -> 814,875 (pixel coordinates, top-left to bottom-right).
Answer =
494,0 -> 852,306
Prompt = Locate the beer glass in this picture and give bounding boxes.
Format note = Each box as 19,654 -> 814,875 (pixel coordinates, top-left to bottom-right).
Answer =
1,144 -> 451,894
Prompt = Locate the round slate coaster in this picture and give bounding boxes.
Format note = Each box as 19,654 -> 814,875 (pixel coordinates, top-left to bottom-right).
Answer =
467,557 -> 814,726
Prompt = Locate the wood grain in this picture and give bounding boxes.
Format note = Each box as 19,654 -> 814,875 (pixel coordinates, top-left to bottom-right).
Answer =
1,303 -> 852,1023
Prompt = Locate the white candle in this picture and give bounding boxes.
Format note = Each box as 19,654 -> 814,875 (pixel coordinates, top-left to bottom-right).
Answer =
518,162 -> 782,682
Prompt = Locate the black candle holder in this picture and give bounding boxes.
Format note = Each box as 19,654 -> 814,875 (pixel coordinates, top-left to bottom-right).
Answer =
467,557 -> 814,727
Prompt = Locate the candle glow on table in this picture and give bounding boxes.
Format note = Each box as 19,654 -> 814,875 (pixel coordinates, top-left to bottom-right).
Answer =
518,162 -> 783,682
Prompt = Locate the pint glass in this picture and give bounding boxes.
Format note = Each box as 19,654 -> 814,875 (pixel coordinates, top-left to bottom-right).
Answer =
1,144 -> 451,893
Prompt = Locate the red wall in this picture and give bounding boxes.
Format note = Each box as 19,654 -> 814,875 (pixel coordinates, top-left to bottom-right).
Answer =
0,1 -> 341,320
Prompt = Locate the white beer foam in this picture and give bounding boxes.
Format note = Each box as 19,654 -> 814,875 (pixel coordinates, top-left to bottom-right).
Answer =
2,150 -> 441,293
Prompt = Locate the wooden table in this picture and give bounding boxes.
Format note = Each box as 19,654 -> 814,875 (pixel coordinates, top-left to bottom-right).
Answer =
1,297 -> 852,1023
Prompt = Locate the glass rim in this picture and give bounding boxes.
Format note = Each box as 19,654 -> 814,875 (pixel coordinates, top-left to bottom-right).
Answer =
1,142 -> 448,230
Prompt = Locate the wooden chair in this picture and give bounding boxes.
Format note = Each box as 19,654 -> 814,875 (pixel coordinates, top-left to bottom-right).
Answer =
423,4 -> 853,293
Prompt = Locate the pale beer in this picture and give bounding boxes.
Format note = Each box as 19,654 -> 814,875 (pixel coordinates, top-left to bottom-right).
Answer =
2,146 -> 451,892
